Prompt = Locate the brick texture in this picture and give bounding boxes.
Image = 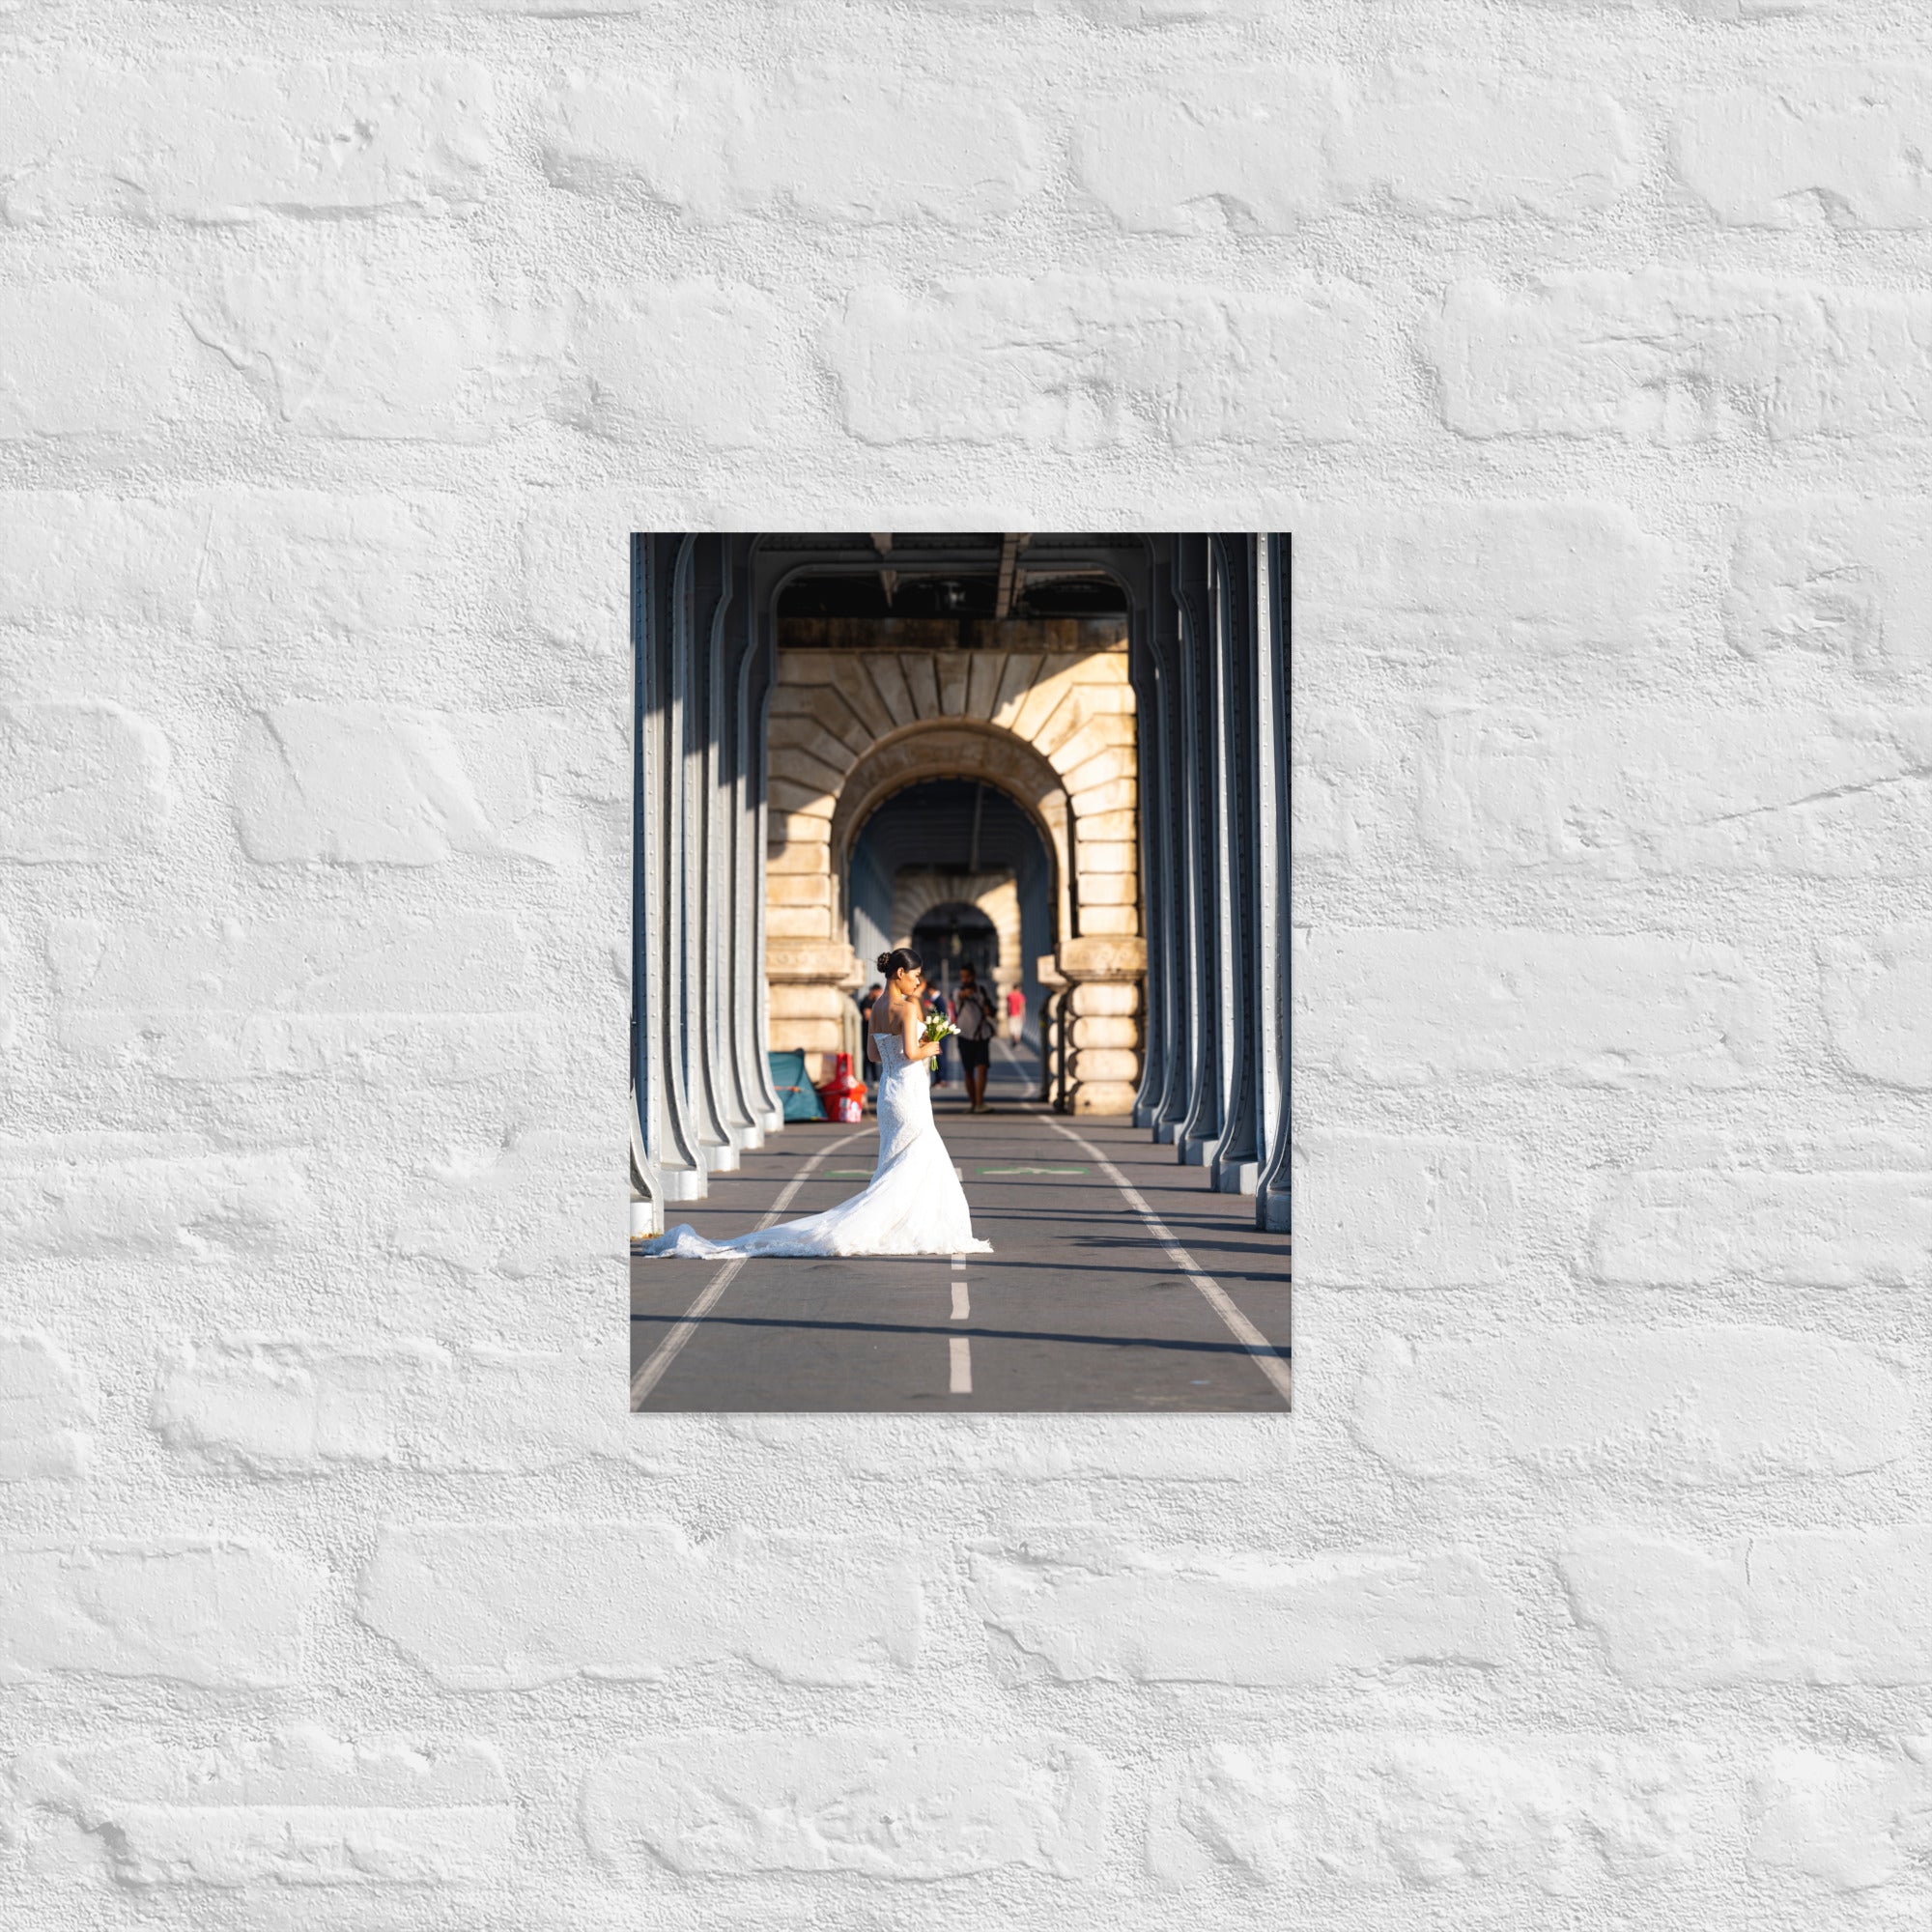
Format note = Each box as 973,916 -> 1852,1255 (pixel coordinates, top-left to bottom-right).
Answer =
969,1534 -> 1514,1683
582,1735 -> 1108,1876
1149,1737 -> 1736,1891
2,9 -> 1927,1930
10,1726 -> 513,1886
358,1520 -> 921,1688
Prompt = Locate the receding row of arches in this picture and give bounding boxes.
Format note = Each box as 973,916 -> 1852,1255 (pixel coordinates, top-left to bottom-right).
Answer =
759,596 -> 1144,1114
633,533 -> 1290,1235
846,776 -> 1046,1023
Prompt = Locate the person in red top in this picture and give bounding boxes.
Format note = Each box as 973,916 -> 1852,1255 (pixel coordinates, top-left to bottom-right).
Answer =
1005,983 -> 1025,1045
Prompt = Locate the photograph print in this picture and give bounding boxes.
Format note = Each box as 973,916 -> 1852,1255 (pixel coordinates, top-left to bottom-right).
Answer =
630,533 -> 1290,1413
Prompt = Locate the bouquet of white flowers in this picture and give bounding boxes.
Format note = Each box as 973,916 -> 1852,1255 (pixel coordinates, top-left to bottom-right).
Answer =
919,1009 -> 956,1077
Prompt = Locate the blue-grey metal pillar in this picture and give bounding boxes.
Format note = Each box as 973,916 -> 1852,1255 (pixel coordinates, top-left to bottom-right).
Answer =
636,534 -> 705,1209
1133,541 -> 1183,1134
744,559 -> 786,1133
1210,534 -> 1264,1193
1175,535 -> 1225,1167
632,535 -> 659,1236
688,536 -> 759,1159
1255,533 -> 1292,1233
706,537 -> 760,1151
679,539 -> 746,1170
722,537 -> 782,1137
672,539 -> 738,1176
1151,544 -> 1198,1147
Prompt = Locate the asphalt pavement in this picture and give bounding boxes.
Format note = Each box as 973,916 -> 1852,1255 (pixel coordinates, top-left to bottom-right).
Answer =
630,1041 -> 1292,1412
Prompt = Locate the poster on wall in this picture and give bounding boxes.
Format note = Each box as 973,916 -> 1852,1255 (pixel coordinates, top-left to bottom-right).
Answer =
628,534 -> 1290,1413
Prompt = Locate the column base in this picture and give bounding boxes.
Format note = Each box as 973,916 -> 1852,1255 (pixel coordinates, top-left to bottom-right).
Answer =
1179,1135 -> 1220,1166
1070,1082 -> 1138,1115
1211,1157 -> 1258,1194
658,1164 -> 708,1203
700,1142 -> 741,1174
630,1200 -> 658,1240
1256,1185 -> 1291,1234
1151,1121 -> 1180,1145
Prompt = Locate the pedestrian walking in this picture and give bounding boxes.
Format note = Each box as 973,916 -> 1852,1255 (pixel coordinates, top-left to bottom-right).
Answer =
952,964 -> 996,1111
1005,983 -> 1025,1045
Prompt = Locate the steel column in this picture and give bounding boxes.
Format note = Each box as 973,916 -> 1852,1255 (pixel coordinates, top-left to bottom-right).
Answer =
744,546 -> 789,1131
1254,533 -> 1293,1233
1150,545 -> 1196,1146
672,539 -> 737,1174
1210,535 -> 1263,1193
636,534 -> 705,1206
1134,542 -> 1183,1134
1175,535 -> 1225,1166
691,537 -> 759,1154
720,537 -> 781,1136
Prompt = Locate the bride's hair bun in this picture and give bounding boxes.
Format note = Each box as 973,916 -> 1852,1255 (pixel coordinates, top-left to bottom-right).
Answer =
877,945 -> 923,980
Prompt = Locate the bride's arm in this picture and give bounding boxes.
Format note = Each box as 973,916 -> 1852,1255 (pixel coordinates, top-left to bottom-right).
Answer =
902,1002 -> 938,1062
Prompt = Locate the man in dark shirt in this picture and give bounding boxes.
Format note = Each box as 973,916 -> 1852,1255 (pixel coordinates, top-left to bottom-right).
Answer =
952,964 -> 996,1112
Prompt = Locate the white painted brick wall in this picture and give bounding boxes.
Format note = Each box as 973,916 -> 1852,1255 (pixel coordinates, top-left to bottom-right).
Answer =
3,3 -> 1931,1925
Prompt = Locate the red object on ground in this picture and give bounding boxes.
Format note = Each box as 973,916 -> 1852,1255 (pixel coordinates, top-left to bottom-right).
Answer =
816,1051 -> 867,1122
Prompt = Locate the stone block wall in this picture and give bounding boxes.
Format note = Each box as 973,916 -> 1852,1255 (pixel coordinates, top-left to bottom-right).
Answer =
764,631 -> 1143,1098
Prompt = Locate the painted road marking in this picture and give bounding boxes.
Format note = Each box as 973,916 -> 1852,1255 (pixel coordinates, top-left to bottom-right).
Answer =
1042,1118 -> 1293,1408
952,1280 -> 970,1321
949,1336 -> 972,1392
823,1168 -> 873,1177
630,1126 -> 870,1409
951,1254 -> 965,1269
978,1164 -> 1086,1176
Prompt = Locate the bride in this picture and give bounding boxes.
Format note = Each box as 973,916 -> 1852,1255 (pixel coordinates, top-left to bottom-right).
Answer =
640,948 -> 994,1259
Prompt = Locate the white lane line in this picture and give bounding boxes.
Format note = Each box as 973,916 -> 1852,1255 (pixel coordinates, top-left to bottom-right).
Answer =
630,1126 -> 870,1409
951,1280 -> 970,1321
950,1254 -> 965,1269
949,1335 -> 973,1393
1041,1118 -> 1293,1408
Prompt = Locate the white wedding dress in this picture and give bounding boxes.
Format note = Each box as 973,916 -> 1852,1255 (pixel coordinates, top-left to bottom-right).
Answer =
641,1029 -> 993,1259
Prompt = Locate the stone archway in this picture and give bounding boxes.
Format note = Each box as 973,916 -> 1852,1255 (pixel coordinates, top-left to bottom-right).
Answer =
764,630 -> 1146,1110
830,724 -> 1071,939
891,868 -> 1022,999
